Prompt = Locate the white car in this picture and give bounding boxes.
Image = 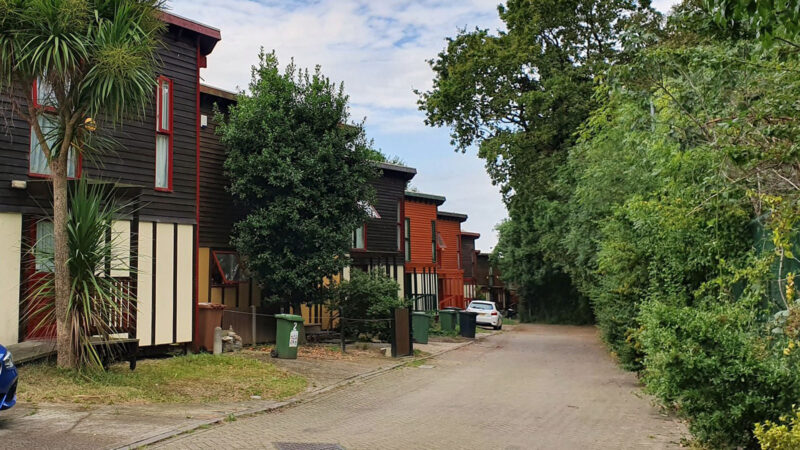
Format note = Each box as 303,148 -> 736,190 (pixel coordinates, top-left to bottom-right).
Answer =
467,301 -> 503,330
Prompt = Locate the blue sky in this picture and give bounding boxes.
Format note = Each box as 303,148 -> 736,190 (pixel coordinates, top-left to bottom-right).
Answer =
171,0 -> 680,251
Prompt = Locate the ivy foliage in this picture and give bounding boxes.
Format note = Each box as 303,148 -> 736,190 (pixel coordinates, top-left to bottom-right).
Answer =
218,51 -> 377,306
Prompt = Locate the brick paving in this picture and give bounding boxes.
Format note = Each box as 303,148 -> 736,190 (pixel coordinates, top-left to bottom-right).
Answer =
156,324 -> 687,449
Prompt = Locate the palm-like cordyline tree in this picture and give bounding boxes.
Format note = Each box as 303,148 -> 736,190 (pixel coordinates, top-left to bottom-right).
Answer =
0,0 -> 164,368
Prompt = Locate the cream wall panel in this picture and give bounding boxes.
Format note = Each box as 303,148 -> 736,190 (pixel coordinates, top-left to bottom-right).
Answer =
396,264 -> 405,299
154,223 -> 175,345
136,222 -> 153,346
110,220 -> 131,278
0,213 -> 22,345
175,224 -> 193,343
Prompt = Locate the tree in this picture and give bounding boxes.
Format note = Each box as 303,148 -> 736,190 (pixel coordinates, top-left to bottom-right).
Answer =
219,51 -> 377,310
0,0 -> 164,368
417,0 -> 660,320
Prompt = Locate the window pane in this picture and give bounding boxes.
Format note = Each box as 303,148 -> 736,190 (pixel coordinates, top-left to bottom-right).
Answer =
353,225 -> 365,249
160,82 -> 170,131
35,221 -> 55,273
37,78 -> 56,108
30,116 -> 55,175
156,134 -> 169,188
214,252 -> 242,283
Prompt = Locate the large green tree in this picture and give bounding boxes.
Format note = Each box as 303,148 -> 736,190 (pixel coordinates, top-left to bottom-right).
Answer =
0,0 -> 164,368
417,0 -> 660,319
219,51 -> 376,309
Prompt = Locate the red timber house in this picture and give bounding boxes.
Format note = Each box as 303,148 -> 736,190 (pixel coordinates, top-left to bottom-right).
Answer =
460,231 -> 480,303
0,13 -> 221,349
403,191 -> 445,311
436,211 -> 467,309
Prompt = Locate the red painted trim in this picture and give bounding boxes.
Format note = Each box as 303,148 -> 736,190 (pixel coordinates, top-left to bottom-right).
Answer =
161,12 -> 221,40
194,40 -> 202,347
155,76 -> 174,192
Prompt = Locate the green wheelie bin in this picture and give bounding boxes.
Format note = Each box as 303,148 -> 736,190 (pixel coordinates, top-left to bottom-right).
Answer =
439,308 -> 459,332
412,312 -> 432,344
275,314 -> 304,359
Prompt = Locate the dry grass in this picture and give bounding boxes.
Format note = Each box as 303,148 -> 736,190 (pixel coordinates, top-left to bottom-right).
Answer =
17,353 -> 307,405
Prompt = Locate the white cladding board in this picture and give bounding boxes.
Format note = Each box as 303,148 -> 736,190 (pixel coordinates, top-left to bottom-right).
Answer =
136,221 -> 154,346
0,213 -> 22,345
175,224 -> 193,343
110,220 -> 131,278
154,223 -> 175,345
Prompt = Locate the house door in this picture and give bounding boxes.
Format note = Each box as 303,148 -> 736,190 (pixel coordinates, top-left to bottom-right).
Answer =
24,218 -> 56,340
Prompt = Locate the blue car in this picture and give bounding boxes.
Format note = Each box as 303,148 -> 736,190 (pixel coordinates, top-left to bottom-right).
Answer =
0,345 -> 17,410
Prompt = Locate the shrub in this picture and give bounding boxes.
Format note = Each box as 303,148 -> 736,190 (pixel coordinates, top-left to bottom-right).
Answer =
639,299 -> 800,448
330,269 -> 404,341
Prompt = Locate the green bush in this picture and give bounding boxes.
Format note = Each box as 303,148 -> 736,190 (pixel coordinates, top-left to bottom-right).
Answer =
330,269 -> 404,341
639,299 -> 800,448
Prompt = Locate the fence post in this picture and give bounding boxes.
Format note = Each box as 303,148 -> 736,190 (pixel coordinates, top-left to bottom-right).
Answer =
339,307 -> 346,353
251,304 -> 257,346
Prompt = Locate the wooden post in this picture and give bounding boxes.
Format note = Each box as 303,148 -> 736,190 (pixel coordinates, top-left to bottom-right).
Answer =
251,304 -> 257,346
339,307 -> 346,353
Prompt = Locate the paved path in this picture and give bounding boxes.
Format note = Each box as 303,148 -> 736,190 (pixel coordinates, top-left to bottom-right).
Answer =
156,325 -> 687,449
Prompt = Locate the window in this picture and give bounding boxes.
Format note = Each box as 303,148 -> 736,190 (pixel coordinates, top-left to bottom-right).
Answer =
404,218 -> 411,261
431,221 -> 437,263
352,224 -> 366,250
212,251 -> 244,284
29,80 -> 78,178
396,201 -> 402,252
457,235 -> 462,270
155,76 -> 173,191
359,201 -> 381,219
34,220 -> 55,273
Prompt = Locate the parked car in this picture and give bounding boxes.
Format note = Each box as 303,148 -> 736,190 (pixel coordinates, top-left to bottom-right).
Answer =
467,301 -> 503,330
0,345 -> 17,410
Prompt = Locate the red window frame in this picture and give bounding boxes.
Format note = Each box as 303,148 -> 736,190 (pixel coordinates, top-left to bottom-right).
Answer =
211,250 -> 242,285
155,75 -> 174,192
29,79 -> 82,179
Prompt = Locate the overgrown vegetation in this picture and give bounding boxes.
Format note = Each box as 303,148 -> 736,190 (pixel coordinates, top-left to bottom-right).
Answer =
420,0 -> 800,447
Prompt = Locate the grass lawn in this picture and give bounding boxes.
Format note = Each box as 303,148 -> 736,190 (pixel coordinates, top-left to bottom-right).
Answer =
18,353 -> 306,405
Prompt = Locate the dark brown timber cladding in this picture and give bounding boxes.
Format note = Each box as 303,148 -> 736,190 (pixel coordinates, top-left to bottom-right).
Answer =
350,170 -> 407,261
0,27 -> 199,223
198,94 -> 238,248
461,235 -> 477,278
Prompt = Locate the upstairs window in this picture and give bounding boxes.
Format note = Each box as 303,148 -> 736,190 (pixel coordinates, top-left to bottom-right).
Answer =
352,224 -> 366,250
404,218 -> 411,261
396,201 -> 402,252
212,251 -> 245,284
155,76 -> 173,191
30,79 -> 79,178
431,221 -> 437,263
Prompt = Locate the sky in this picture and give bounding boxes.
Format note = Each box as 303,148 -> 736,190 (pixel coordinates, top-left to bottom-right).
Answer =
171,0 -> 680,251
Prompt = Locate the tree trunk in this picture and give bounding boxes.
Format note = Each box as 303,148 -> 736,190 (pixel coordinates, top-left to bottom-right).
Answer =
52,153 -> 75,368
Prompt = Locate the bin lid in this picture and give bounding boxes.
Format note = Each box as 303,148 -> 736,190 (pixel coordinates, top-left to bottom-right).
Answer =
412,311 -> 430,317
275,314 -> 304,322
443,307 -> 463,311
198,302 -> 226,310
458,310 -> 479,316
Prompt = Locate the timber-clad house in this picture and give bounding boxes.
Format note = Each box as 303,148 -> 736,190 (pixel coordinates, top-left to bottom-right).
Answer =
0,13 -> 221,348
0,10 -> 490,351
197,86 -> 418,333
